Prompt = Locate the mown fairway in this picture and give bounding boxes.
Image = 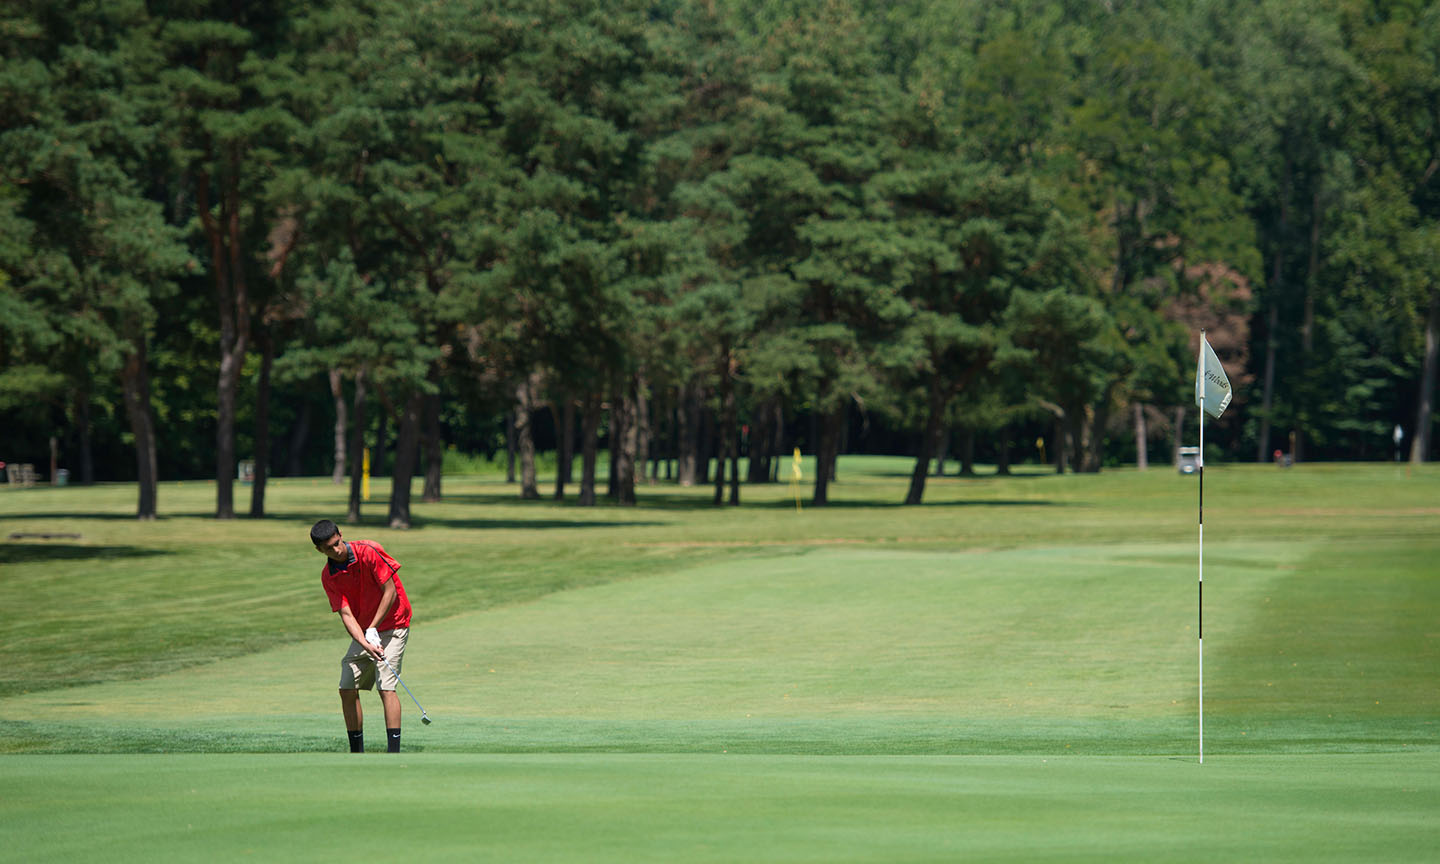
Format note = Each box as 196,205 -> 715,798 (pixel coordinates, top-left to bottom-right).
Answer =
1,459 -> 1436,861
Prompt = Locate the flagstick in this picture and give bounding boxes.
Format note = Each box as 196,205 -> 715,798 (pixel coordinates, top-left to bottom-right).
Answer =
1194,329 -> 1230,766
1198,392 -> 1205,765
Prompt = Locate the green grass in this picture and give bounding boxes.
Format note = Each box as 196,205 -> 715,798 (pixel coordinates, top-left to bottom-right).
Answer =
4,754 -> 1435,863
1,458 -> 1437,860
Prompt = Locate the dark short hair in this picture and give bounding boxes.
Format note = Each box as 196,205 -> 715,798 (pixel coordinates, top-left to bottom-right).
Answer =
310,519 -> 340,545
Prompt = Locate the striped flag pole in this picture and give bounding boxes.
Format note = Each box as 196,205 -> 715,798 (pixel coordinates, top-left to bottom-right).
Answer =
1198,391 -> 1205,765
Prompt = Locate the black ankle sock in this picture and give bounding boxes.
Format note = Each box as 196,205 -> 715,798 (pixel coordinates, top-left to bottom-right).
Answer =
387,728 -> 401,753
348,730 -> 364,753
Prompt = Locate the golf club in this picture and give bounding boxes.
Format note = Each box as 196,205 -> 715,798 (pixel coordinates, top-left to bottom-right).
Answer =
377,654 -> 432,725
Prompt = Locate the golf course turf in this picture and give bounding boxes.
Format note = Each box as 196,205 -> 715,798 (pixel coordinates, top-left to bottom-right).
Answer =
1,458 -> 1436,861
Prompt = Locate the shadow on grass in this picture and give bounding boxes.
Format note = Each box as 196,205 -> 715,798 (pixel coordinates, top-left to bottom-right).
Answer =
865,470 -> 1060,480
258,507 -> 669,531
750,497 -> 1063,510
0,507 -> 665,531
0,492 -> 1062,527
406,516 -> 667,530
387,491 -> 1068,513
1,511 -> 176,521
0,543 -> 172,565
610,492 -> 1066,511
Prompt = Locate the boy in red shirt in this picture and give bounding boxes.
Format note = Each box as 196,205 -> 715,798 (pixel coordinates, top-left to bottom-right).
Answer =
311,519 -> 413,753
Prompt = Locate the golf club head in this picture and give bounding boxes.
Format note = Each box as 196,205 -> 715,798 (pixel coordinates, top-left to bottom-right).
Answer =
421,713 -> 432,725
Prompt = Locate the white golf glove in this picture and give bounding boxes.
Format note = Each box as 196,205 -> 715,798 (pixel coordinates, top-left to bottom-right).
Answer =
365,628 -> 382,650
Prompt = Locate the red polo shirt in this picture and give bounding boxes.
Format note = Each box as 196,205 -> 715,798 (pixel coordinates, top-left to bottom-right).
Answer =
320,540 -> 412,630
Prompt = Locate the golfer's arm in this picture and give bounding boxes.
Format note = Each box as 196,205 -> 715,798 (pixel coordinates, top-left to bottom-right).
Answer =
368,580 -> 397,629
337,605 -> 368,643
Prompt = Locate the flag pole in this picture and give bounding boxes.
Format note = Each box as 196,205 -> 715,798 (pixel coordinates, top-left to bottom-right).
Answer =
1193,329 -> 1230,765
1198,383 -> 1205,765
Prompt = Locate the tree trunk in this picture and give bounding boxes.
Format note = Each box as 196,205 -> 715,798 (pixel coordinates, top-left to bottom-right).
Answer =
714,352 -> 735,506
635,372 -> 651,486
347,369 -> 367,524
712,420 -> 726,506
745,403 -> 766,484
1292,184 -> 1323,466
1075,407 -> 1094,473
905,377 -> 948,504
724,357 -> 740,505
1411,288 -> 1439,463
249,328 -> 274,518
1134,402 -> 1148,470
995,432 -> 1011,476
422,377 -> 442,502
746,396 -> 773,484
286,399 -> 312,478
1083,386 -> 1113,473
617,378 -> 639,506
1258,157 -> 1290,463
388,392 -> 422,528
1257,305 -> 1278,463
75,387 -> 95,485
203,164 -> 248,521
330,368 -> 347,484
515,372 -> 541,499
579,392 -> 601,506
650,389 -> 666,483
813,404 -> 842,506
698,398 -> 714,485
121,339 -> 158,520
505,409 -> 517,483
554,397 -> 574,499
729,445 -> 740,505
608,383 -> 625,501
1303,186 -> 1320,355
959,428 -> 976,476
1053,416 -> 1067,474
933,427 -> 950,477
771,400 -> 786,482
215,333 -> 242,518
668,397 -> 678,481
373,394 -> 390,479
678,381 -> 699,486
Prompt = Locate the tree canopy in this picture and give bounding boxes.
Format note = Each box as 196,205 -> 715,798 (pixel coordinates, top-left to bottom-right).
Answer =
3,0 -> 1437,517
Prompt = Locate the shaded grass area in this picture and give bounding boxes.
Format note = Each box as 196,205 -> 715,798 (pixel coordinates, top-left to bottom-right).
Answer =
3,753 -> 1437,864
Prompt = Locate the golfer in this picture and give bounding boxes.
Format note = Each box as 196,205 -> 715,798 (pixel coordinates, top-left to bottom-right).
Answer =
311,519 -> 413,753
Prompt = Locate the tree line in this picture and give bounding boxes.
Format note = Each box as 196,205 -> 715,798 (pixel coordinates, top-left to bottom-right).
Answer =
3,0 -> 1437,523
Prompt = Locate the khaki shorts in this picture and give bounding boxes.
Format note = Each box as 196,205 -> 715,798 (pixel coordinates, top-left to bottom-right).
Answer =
339,627 -> 409,691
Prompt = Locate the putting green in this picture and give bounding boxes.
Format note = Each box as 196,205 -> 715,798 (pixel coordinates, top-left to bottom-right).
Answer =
3,753 -> 1436,863
6,538 -> 1434,755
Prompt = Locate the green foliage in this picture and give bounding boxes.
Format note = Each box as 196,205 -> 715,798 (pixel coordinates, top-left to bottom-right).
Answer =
0,0 -> 190,482
5,0 -> 1439,494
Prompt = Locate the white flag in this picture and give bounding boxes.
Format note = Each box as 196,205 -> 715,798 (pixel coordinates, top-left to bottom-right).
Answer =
1195,334 -> 1232,419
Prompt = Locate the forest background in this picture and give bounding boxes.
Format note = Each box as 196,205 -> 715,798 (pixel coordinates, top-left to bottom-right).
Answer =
2,0 -> 1438,525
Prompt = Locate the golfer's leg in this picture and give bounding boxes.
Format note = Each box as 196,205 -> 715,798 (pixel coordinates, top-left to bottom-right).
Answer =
340,688 -> 364,753
381,690 -> 401,727
380,690 -> 402,752
341,688 -> 363,729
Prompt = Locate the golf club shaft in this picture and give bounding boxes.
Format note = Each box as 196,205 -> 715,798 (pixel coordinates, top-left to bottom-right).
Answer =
379,655 -> 428,716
